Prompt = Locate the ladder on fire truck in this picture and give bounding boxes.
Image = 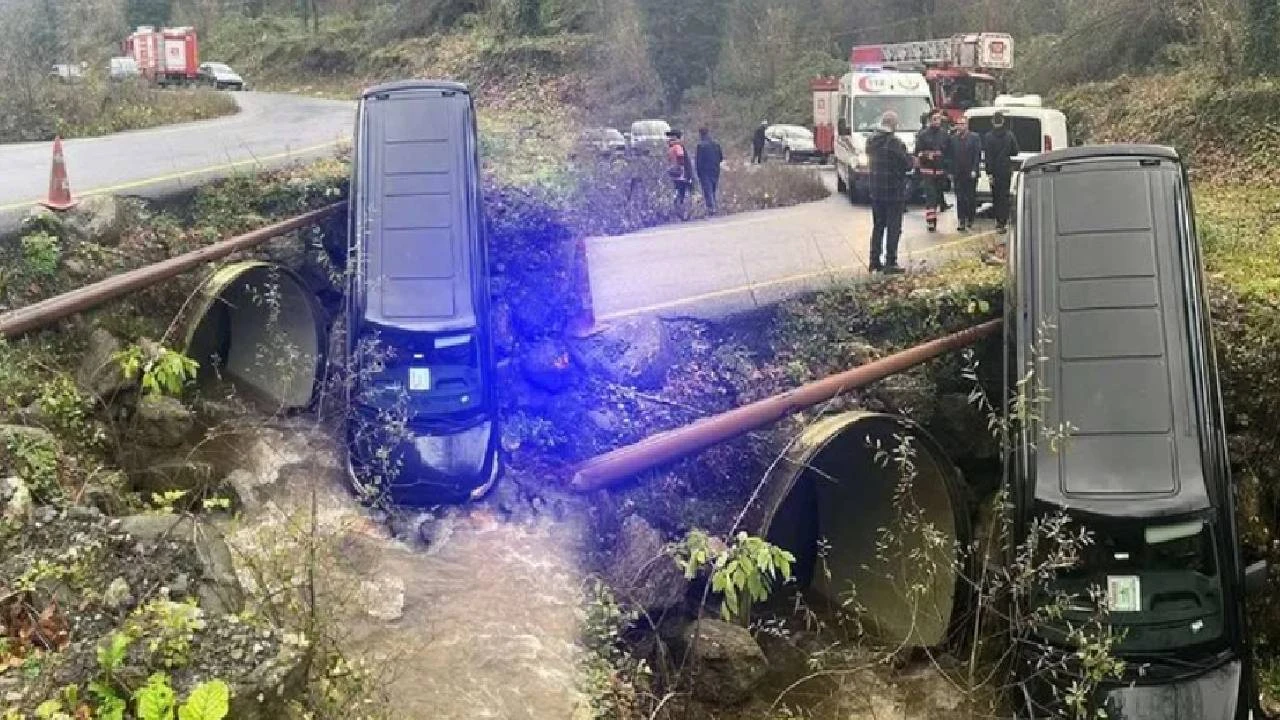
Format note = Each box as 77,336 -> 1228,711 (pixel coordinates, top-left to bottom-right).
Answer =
850,33 -> 1014,72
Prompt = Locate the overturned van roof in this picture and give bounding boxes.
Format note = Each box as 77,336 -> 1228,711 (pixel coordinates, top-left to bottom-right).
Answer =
1021,143 -> 1178,171
1018,144 -> 1214,517
353,81 -> 483,333
361,79 -> 471,99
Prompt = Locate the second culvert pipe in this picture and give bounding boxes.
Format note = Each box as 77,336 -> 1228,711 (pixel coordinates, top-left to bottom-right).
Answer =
569,318 -> 1002,491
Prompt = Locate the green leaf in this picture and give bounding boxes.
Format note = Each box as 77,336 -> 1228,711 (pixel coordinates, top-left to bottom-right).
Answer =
89,681 -> 126,720
747,572 -> 765,601
97,632 -> 131,674
135,673 -> 176,720
178,680 -> 230,720
35,700 -> 62,720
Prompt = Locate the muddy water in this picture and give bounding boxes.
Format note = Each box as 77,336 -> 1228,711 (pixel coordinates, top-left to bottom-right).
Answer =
213,419 -> 590,718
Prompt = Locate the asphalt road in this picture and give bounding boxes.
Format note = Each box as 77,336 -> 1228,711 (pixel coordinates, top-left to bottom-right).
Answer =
586,170 -> 996,323
0,91 -> 353,231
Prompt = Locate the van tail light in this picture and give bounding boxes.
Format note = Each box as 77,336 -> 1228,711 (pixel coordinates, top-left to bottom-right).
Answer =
1044,134 -> 1053,151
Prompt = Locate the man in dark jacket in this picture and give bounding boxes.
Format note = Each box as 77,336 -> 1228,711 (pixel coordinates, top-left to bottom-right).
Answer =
946,115 -> 983,231
914,111 -> 950,232
752,121 -> 768,164
867,111 -> 911,274
983,112 -> 1020,233
695,127 -> 724,215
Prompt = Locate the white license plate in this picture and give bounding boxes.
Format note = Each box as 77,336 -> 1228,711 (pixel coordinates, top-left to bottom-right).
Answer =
1106,575 -> 1141,612
408,368 -> 432,391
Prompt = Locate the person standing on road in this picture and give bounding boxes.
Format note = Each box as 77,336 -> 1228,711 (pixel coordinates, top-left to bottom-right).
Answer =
946,115 -> 983,232
867,111 -> 911,274
695,127 -> 724,215
914,111 -> 950,232
983,112 -> 1020,233
666,129 -> 695,220
752,121 -> 768,164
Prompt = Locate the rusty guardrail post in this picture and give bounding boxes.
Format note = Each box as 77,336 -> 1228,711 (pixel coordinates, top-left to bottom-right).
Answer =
569,318 -> 1003,492
0,202 -> 345,340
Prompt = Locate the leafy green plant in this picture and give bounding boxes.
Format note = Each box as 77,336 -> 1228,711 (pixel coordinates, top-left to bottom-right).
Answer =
114,344 -> 199,398
135,673 -> 177,720
5,432 -> 61,502
126,597 -> 206,669
20,232 -> 60,277
670,529 -> 794,623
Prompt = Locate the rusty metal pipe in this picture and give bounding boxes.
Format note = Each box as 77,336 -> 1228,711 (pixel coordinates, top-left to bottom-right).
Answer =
570,318 -> 1003,492
0,203 -> 344,339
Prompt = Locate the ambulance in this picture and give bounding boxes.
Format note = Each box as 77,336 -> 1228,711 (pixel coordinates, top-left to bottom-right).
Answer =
833,68 -> 934,203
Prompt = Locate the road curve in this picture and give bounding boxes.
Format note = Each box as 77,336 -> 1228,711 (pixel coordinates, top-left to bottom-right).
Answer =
587,169 -> 995,323
0,91 -> 354,229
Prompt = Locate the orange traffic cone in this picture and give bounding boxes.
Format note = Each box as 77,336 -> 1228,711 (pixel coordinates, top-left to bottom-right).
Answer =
567,237 -> 596,338
40,137 -> 77,211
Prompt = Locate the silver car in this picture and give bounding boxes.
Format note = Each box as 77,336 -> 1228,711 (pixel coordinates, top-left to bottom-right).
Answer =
197,62 -> 245,91
764,124 -> 819,163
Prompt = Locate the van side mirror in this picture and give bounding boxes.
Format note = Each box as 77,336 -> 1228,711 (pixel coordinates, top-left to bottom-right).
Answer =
1246,559 -> 1268,596
838,118 -> 851,137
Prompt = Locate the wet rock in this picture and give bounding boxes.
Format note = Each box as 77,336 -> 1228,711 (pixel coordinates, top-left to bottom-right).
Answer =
75,327 -> 132,400
604,514 -> 688,613
103,577 -> 132,609
492,302 -> 517,355
131,395 -> 195,448
570,316 -> 674,390
227,641 -> 308,720
359,575 -> 406,621
675,619 -> 767,706
1,476 -> 32,525
521,338 -> 575,393
898,661 -> 964,717
117,515 -> 243,614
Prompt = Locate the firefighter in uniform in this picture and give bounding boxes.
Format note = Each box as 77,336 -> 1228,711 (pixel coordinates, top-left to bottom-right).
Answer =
914,111 -> 950,232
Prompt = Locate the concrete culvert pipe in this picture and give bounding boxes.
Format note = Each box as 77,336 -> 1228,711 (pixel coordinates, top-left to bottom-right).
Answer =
753,411 -> 971,649
181,261 -> 325,411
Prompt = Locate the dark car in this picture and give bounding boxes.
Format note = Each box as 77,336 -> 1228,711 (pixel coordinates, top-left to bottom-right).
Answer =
197,62 -> 245,90
1004,144 -> 1267,719
344,80 -> 502,506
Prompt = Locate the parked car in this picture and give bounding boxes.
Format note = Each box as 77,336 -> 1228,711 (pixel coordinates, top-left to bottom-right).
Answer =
1005,144 -> 1266,720
764,124 -> 820,163
576,127 -> 627,157
628,119 -> 671,156
108,56 -> 140,81
197,62 -> 245,90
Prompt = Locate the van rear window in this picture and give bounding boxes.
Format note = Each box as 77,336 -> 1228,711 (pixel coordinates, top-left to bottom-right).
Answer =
969,115 -> 1043,153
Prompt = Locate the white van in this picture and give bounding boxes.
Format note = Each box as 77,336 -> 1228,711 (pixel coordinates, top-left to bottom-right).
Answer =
833,68 -> 934,203
965,94 -> 1068,199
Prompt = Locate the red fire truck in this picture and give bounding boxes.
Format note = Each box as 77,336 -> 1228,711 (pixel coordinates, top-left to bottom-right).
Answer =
849,33 -> 1013,123
124,26 -> 199,86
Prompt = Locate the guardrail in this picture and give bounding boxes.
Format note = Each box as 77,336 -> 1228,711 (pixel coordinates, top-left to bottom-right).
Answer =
0,203 -> 345,340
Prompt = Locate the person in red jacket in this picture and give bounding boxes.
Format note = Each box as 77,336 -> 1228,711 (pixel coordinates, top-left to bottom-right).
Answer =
666,129 -> 695,219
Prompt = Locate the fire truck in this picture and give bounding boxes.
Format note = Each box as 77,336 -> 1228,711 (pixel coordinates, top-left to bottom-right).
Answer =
812,33 -> 1013,158
851,33 -> 1013,122
123,26 -> 200,86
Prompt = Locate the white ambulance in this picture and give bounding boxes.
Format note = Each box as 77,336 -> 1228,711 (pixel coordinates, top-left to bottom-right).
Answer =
833,68 -> 934,203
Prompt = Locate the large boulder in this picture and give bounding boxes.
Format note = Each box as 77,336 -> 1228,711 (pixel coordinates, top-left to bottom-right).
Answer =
75,327 -> 133,400
117,514 -> 243,615
521,338 -> 575,393
1,476 -> 32,526
61,195 -> 128,246
673,619 -> 768,706
603,514 -> 689,613
131,395 -> 195,448
570,316 -> 674,390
